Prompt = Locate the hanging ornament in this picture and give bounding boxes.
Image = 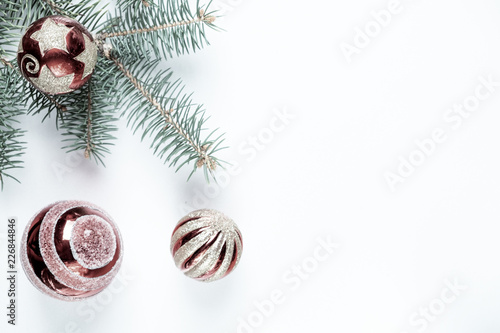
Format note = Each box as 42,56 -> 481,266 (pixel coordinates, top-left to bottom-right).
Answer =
21,200 -> 123,301
17,15 -> 98,95
170,209 -> 243,282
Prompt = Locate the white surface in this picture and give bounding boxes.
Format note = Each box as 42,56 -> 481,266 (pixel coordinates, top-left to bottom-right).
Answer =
2,0 -> 500,332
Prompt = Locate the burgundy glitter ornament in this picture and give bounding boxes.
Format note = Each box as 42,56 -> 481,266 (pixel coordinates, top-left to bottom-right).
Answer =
17,15 -> 98,95
21,200 -> 123,301
171,209 -> 243,282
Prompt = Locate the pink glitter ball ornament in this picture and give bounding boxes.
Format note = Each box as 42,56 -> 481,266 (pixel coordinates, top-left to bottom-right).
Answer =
171,209 -> 243,282
21,200 -> 123,301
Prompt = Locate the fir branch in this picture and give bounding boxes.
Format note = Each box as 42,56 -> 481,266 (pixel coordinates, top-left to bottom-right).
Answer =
41,0 -> 67,16
100,0 -> 218,59
66,0 -> 109,31
16,0 -> 57,27
0,128 -> 25,190
108,54 -> 204,159
59,59 -> 118,165
85,87 -> 93,159
0,1 -> 23,61
0,66 -> 26,189
104,51 -> 224,178
13,0 -> 106,30
99,9 -> 215,39
116,0 -> 156,10
26,84 -> 68,122
46,95 -> 68,113
0,58 -> 14,69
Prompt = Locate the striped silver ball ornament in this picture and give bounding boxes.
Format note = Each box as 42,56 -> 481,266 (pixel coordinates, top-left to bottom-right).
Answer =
170,209 -> 243,282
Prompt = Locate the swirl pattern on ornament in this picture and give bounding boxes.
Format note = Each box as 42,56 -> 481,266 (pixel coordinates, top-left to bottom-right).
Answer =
21,54 -> 40,74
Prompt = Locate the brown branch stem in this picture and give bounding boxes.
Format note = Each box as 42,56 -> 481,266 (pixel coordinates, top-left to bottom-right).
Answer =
105,53 -> 215,169
98,10 -> 215,39
0,57 -> 14,69
42,0 -> 66,15
46,95 -> 68,112
84,87 -> 93,159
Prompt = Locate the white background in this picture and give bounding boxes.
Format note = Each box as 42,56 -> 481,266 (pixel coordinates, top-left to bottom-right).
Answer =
2,0 -> 500,332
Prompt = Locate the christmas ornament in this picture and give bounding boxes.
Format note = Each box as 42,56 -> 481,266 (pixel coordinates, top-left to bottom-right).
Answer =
171,209 -> 243,282
21,200 -> 123,301
17,15 -> 98,95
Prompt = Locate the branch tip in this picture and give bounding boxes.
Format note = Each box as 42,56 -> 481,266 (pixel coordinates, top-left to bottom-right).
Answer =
0,57 -> 14,69
196,144 -> 216,170
199,9 -> 216,23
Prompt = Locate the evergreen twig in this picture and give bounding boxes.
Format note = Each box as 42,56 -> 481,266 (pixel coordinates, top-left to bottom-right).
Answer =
104,51 -> 221,174
0,58 -> 14,69
59,58 -> 119,165
85,86 -> 93,159
47,95 -> 68,112
100,0 -> 218,59
0,0 -> 225,188
41,0 -> 66,16
0,66 -> 26,189
98,9 -> 215,39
